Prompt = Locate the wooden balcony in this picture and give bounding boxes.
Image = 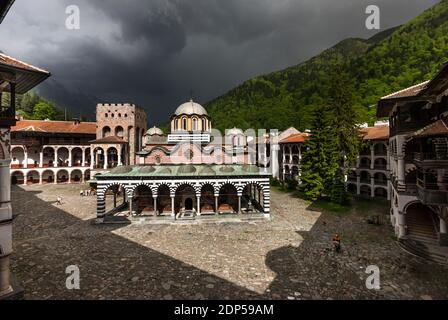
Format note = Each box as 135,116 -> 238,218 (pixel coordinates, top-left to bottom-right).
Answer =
414,152 -> 448,167
417,180 -> 448,205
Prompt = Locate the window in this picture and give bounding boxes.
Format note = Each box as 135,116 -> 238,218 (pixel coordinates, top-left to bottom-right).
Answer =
192,118 -> 198,131
105,113 -> 108,118
155,156 -> 161,164
182,117 -> 187,130
202,118 -> 206,131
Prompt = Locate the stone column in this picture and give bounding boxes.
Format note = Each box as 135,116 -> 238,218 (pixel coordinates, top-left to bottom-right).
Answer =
82,149 -> 86,167
153,196 -> 158,216
237,194 -> 242,214
171,195 -> 175,217
197,195 -> 201,216
0,158 -> 13,297
39,151 -> 44,168
90,152 -> 94,170
23,149 -> 28,169
370,144 -> 375,169
215,195 -> 219,215
23,172 -> 27,185
54,148 -> 58,168
68,148 -> 72,167
118,148 -> 122,167
103,152 -> 108,170
371,177 -> 375,198
39,172 -> 43,185
97,193 -> 106,223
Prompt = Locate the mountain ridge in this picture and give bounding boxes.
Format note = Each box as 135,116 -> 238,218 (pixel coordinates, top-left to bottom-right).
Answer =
205,0 -> 448,132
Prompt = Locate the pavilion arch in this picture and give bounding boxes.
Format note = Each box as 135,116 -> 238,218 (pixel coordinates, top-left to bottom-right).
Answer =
71,147 -> 83,167
42,170 -> 54,184
242,182 -> 265,213
93,147 -> 105,169
175,183 -> 197,213
292,145 -> 300,154
56,147 -> 69,167
56,169 -> 69,183
84,169 -> 91,182
218,183 -> 238,214
157,184 -> 172,215
133,184 -> 154,215
26,170 -> 40,184
374,187 -> 388,198
103,184 -> 126,214
102,126 -> 111,138
70,169 -> 83,183
115,126 -> 124,138
42,146 -> 56,166
11,146 -> 25,168
11,171 -> 24,185
200,184 -> 216,214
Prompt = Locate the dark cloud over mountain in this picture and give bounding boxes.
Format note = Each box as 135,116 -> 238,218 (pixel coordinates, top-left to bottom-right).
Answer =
0,0 -> 439,124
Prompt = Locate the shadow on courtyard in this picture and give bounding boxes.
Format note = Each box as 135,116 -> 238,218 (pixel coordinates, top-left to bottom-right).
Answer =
11,186 -> 448,300
11,186 -> 263,299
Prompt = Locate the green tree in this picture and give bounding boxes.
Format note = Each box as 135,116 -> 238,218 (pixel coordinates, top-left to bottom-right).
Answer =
299,105 -> 338,200
326,65 -> 363,205
32,101 -> 57,120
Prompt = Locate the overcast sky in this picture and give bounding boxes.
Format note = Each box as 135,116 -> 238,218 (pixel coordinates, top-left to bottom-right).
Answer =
0,0 -> 440,125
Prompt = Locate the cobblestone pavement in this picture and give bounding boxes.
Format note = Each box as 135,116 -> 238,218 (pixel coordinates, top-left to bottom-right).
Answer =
10,184 -> 448,300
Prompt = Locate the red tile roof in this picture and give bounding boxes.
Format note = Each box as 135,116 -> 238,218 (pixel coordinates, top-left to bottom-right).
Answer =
361,125 -> 389,141
279,133 -> 309,144
414,119 -> 448,137
11,120 -> 96,134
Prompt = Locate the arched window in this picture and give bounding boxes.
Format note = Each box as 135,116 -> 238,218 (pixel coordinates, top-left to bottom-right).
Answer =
202,118 -> 206,131
182,117 -> 187,131
192,118 -> 198,131
174,118 -> 178,131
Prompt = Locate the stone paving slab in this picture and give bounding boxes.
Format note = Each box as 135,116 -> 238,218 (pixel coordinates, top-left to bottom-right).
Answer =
10,184 -> 448,300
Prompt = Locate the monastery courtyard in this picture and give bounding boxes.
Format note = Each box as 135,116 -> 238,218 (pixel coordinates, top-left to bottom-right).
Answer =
10,184 -> 448,300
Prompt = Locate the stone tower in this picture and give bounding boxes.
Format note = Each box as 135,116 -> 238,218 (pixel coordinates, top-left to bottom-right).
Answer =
96,103 -> 147,165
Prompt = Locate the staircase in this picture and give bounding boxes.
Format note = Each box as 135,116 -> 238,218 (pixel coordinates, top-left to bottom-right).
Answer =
398,210 -> 448,265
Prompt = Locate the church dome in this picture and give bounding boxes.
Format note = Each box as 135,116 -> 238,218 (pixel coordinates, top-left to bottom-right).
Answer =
146,126 -> 164,136
174,99 -> 208,116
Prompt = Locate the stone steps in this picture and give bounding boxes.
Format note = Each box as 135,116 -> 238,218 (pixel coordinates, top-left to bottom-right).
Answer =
398,238 -> 448,265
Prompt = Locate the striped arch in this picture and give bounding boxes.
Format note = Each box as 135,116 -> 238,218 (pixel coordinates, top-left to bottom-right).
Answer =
199,182 -> 220,195
156,182 -> 176,196
174,181 -> 201,195
129,182 -> 155,196
97,182 -> 125,199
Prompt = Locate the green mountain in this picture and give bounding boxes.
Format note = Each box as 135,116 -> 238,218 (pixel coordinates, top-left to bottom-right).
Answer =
205,0 -> 448,132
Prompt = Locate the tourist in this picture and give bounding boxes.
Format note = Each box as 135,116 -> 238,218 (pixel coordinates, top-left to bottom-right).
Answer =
56,196 -> 62,205
332,234 -> 342,253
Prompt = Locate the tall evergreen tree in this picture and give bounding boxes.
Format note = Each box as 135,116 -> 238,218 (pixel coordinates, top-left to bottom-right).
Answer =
299,105 -> 338,200
326,64 -> 363,205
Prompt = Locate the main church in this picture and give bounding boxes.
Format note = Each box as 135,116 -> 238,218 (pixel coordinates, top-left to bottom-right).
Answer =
94,99 -> 272,222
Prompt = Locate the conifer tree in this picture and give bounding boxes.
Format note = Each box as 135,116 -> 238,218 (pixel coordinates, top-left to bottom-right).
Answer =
326,63 -> 363,205
299,105 -> 338,200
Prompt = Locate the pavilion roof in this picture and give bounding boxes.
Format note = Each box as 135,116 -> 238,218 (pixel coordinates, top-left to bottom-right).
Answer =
97,164 -> 270,179
279,133 -> 309,144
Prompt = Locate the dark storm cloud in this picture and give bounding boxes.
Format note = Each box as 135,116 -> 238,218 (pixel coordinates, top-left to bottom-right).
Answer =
0,0 -> 440,124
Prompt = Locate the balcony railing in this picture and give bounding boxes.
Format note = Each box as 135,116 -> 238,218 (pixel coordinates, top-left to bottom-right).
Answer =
414,152 -> 448,162
374,180 -> 388,186
417,183 -> 448,205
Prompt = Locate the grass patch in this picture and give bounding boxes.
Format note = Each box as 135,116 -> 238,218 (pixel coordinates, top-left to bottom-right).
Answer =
309,197 -> 351,214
